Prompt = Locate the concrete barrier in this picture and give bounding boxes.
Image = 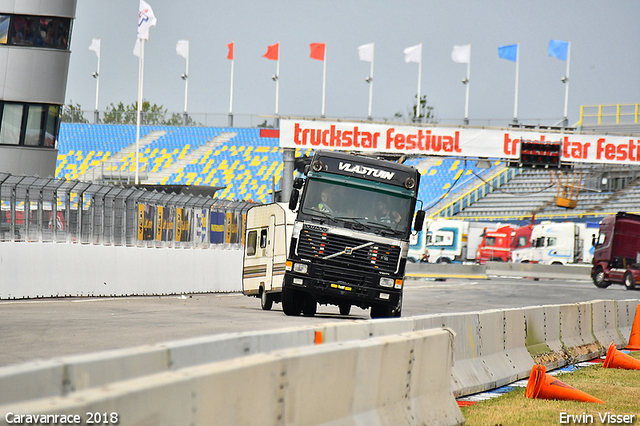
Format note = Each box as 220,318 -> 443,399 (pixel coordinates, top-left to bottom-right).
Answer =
616,300 -> 640,343
524,305 -> 566,369
485,262 -> 592,280
406,263 -> 488,279
559,303 -> 602,362
0,243 -> 243,299
0,329 -> 464,426
591,300 -> 626,348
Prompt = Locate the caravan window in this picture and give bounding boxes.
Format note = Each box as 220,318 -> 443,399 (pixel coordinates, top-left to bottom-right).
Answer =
246,230 -> 257,256
260,229 -> 268,248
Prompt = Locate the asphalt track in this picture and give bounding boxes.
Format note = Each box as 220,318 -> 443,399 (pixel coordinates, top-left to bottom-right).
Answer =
1,275 -> 638,367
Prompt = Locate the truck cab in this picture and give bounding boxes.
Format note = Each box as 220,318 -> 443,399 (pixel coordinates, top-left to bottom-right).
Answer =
283,151 -> 424,318
592,212 -> 640,290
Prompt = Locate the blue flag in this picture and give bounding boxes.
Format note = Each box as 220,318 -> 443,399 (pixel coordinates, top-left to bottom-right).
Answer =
498,44 -> 518,62
548,40 -> 569,61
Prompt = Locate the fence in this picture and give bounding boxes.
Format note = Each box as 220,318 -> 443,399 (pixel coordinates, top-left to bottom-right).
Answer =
0,173 -> 255,248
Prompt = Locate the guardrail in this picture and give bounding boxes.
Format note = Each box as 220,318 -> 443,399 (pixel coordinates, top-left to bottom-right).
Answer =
406,261 -> 592,280
1,300 -> 638,425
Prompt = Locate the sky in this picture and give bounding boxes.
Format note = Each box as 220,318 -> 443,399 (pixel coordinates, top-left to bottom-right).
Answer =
65,0 -> 640,128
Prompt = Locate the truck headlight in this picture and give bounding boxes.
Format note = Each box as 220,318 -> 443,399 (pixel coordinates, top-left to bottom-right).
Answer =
380,277 -> 394,288
293,263 -> 308,274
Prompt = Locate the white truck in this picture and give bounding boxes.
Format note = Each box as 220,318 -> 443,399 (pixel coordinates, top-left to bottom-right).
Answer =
242,203 -> 296,310
513,221 -> 599,265
409,219 -> 498,263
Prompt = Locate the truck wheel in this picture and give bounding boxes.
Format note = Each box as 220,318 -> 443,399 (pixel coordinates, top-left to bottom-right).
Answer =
393,295 -> 403,318
260,289 -> 273,311
592,267 -> 611,289
624,272 -> 636,290
302,297 -> 317,316
282,287 -> 302,316
339,303 -> 351,316
370,304 -> 393,319
437,257 -> 451,264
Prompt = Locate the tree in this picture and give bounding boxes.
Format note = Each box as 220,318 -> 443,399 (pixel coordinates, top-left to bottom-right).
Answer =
61,103 -> 88,123
394,95 -> 436,124
102,100 -> 170,125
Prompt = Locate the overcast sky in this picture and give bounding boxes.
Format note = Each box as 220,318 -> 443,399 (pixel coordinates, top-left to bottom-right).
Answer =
65,0 -> 640,127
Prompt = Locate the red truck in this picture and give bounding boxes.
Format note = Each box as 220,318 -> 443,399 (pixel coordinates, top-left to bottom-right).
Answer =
476,224 -> 532,263
592,212 -> 640,290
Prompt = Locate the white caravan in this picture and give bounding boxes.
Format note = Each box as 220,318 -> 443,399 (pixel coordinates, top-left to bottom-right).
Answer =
242,203 -> 296,310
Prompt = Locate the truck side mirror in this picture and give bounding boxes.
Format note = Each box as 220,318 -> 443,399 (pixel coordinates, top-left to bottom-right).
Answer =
293,177 -> 304,189
414,210 -> 426,232
288,189 -> 300,211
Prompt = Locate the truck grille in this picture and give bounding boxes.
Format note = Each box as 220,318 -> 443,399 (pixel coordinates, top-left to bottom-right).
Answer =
296,226 -> 401,274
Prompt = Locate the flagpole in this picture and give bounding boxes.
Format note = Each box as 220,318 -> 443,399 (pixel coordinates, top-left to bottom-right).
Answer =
368,43 -> 374,120
183,41 -> 189,126
229,40 -> 234,127
416,42 -> 422,122
321,41 -> 326,118
135,39 -> 144,185
275,41 -> 280,126
513,42 -> 520,124
464,44 -> 471,125
94,40 -> 100,124
563,41 -> 571,127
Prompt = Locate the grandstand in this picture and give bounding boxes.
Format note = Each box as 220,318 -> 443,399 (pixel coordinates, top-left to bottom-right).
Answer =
56,111 -> 640,222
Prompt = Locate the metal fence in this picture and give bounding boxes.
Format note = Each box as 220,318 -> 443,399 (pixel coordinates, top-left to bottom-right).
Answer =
0,173 -> 255,248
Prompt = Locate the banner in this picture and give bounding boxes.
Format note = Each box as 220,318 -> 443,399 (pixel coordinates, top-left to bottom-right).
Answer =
194,209 -> 207,243
279,119 -> 640,165
225,211 -> 240,244
210,211 -> 225,244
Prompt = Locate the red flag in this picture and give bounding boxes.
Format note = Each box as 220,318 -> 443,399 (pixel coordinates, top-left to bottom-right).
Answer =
226,42 -> 234,60
263,43 -> 279,61
309,42 -> 325,61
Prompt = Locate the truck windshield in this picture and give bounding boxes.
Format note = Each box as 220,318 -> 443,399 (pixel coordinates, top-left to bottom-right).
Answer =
300,178 -> 412,234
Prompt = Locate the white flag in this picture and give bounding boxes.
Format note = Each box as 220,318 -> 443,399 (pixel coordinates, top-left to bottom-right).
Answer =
176,40 -> 189,59
403,43 -> 422,63
357,42 -> 374,62
137,0 -> 157,40
133,38 -> 141,57
451,44 -> 471,64
88,38 -> 101,57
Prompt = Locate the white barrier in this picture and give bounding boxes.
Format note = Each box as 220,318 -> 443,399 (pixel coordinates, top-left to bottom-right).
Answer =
591,300 -> 626,348
524,305 -> 566,369
0,329 -> 464,426
0,243 -> 243,299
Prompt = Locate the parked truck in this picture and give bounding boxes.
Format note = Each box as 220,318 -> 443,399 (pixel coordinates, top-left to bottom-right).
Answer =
283,151 -> 425,318
512,221 -> 597,265
592,212 -> 640,290
242,203 -> 296,310
476,223 -> 533,263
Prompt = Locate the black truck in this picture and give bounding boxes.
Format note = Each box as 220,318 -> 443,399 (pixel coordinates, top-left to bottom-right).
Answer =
283,150 -> 424,318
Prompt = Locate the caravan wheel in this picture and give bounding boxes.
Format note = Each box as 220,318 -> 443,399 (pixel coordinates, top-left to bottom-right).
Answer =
260,289 -> 273,311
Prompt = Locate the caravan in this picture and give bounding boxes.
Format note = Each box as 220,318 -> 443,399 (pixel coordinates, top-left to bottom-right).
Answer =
242,203 -> 296,310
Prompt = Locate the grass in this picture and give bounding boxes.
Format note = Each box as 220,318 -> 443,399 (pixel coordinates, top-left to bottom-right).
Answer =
460,350 -> 640,426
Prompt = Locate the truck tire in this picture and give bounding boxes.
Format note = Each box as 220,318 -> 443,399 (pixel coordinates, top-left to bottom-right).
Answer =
592,266 -> 611,288
302,297 -> 317,316
260,289 -> 273,311
370,304 -> 393,318
282,287 -> 302,316
339,303 -> 351,316
624,271 -> 636,290
437,257 -> 452,264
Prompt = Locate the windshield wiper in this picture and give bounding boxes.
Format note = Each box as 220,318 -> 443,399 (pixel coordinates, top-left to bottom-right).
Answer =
304,208 -> 337,223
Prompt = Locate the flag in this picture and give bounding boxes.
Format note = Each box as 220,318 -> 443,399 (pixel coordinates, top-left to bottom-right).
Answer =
451,44 -> 470,64
227,42 -> 234,60
310,42 -> 325,61
137,0 -> 157,40
548,40 -> 569,61
357,43 -> 374,62
89,38 -> 101,57
263,43 -> 279,61
498,44 -> 518,62
133,38 -> 141,57
403,43 -> 422,63
176,40 -> 189,59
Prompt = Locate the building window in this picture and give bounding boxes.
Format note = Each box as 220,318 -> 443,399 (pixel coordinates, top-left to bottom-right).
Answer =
0,102 -> 59,148
2,14 -> 71,50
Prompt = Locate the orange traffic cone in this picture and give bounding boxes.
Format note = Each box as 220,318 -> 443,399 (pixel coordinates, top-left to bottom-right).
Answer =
525,365 -> 604,404
603,342 -> 640,370
625,304 -> 640,351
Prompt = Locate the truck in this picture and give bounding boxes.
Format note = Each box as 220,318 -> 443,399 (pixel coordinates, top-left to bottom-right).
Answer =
283,150 -> 425,318
242,203 -> 296,310
410,219 -> 497,263
513,221 -> 598,265
592,212 -> 640,290
476,223 -> 533,263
